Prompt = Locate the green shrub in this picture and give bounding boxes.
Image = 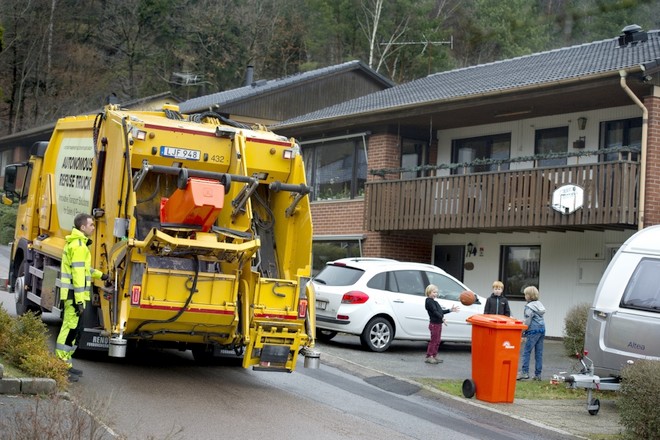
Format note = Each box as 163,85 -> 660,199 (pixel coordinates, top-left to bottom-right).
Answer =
562,302 -> 590,356
0,308 -> 68,389
0,308 -> 13,348
619,360 -> 660,439
0,202 -> 17,245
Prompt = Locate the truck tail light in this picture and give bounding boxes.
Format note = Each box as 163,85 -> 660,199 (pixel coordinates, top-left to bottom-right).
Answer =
341,291 -> 369,304
131,285 -> 141,305
298,299 -> 308,318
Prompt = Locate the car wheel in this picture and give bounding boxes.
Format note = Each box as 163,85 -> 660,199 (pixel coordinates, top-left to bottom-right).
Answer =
360,317 -> 393,352
317,329 -> 338,342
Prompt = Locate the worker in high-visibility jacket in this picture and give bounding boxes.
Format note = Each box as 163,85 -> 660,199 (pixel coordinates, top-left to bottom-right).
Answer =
55,213 -> 108,381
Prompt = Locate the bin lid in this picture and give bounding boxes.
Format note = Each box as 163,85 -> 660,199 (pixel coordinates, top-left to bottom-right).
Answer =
467,314 -> 527,329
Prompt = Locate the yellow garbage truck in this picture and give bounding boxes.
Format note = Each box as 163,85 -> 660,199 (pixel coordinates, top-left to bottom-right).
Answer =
3,104 -> 318,372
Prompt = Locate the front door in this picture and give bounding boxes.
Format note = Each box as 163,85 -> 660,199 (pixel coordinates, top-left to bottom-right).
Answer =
434,245 -> 464,282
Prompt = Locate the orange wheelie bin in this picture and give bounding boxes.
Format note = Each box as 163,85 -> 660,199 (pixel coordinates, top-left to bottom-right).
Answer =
462,314 -> 527,403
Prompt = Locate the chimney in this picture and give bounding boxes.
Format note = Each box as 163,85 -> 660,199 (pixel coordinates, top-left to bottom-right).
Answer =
244,65 -> 254,86
618,24 -> 647,47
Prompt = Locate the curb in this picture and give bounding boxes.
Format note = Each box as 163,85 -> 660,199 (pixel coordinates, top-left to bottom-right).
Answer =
0,364 -> 57,395
318,350 -> 585,439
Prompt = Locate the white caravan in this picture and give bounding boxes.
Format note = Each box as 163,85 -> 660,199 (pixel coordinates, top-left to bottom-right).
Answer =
584,225 -> 660,377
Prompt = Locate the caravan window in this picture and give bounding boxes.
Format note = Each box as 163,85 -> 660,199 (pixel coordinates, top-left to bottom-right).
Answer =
620,258 -> 660,312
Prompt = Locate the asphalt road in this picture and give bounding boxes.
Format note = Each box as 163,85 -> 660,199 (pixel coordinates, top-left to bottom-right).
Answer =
0,246 -> 621,438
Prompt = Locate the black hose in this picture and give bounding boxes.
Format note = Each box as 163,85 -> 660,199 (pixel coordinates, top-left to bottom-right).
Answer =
132,255 -> 200,335
194,111 -> 253,130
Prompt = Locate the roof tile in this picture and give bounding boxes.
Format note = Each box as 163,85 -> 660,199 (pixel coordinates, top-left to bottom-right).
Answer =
277,30 -> 660,127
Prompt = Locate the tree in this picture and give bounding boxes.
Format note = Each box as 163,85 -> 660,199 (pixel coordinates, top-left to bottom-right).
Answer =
0,0 -> 658,135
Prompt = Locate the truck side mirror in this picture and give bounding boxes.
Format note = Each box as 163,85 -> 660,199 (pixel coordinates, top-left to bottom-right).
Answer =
3,165 -> 19,201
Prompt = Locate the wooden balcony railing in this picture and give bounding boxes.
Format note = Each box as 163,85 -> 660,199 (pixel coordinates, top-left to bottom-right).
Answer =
365,161 -> 639,232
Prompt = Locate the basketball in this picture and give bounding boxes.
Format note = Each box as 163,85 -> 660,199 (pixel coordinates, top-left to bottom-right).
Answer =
459,291 -> 476,306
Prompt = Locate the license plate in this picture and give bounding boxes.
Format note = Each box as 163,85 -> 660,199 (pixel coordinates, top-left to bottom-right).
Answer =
160,146 -> 201,161
316,300 -> 328,311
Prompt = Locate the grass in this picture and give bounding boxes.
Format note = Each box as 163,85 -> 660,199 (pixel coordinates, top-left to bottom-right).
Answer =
0,354 -> 29,378
418,377 -> 620,401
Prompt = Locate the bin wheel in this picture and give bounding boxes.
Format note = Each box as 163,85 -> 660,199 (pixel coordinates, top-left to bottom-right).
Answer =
588,398 -> 600,415
462,379 -> 476,399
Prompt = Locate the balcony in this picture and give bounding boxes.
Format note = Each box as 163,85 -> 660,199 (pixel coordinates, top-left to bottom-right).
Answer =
365,160 -> 639,232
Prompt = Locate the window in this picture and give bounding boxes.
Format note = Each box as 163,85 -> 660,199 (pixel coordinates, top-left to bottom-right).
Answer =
499,245 -> 541,299
401,139 -> 429,179
535,127 -> 568,167
599,118 -> 641,162
425,271 -> 465,302
392,270 -> 426,295
620,258 -> 660,313
451,133 -> 510,174
303,137 -> 366,201
367,272 -> 386,290
313,264 -> 364,286
312,238 -> 362,275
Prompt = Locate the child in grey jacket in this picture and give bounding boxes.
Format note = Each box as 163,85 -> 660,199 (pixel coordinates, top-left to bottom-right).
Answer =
518,286 -> 546,380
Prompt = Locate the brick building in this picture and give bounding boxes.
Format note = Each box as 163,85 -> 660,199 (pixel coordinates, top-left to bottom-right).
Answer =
276,26 -> 660,337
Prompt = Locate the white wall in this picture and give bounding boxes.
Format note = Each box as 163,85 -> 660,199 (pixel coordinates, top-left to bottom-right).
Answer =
430,104 -> 643,338
432,229 -> 635,338
435,105 -> 643,174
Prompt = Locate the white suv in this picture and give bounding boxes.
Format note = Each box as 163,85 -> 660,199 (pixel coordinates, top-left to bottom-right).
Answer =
312,258 -> 485,352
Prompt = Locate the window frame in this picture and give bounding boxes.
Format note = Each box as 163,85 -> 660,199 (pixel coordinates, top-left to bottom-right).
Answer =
450,133 -> 511,175
499,245 -> 541,300
599,117 -> 642,162
535,126 -> 568,167
302,137 -> 367,202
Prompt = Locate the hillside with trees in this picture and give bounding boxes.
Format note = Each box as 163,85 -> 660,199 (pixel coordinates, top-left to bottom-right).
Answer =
0,0 -> 658,135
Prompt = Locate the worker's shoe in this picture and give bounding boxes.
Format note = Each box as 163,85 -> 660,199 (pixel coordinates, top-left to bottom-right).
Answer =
69,367 -> 83,376
68,372 -> 80,383
533,376 -> 542,381
425,357 -> 439,364
517,372 -> 529,380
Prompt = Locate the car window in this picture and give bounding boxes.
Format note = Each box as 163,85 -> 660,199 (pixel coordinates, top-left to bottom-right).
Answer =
313,264 -> 364,286
366,272 -> 386,290
425,271 -> 465,301
620,258 -> 660,311
392,270 -> 425,296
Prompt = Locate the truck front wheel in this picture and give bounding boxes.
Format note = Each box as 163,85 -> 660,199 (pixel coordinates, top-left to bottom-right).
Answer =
14,263 -> 40,316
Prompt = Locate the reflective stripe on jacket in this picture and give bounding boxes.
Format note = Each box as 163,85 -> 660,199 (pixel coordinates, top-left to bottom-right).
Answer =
60,227 -> 102,303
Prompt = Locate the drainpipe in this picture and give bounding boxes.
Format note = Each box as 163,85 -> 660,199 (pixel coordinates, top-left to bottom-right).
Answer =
619,70 -> 648,230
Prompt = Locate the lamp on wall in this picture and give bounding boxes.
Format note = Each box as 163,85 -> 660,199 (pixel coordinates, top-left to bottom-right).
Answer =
577,117 -> 587,130
466,242 -> 476,257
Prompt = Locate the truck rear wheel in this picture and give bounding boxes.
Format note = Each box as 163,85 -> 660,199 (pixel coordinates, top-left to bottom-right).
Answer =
192,345 -> 215,364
